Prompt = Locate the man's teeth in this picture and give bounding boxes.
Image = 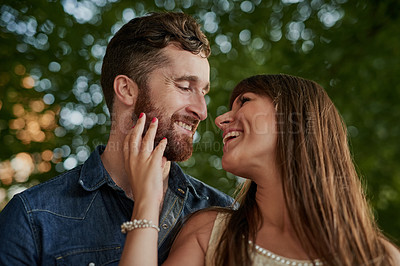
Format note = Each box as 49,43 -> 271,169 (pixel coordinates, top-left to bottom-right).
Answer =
176,121 -> 193,131
223,131 -> 241,144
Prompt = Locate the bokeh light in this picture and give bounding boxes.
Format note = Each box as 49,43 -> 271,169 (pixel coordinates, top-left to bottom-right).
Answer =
22,76 -> 35,89
11,153 -> 34,183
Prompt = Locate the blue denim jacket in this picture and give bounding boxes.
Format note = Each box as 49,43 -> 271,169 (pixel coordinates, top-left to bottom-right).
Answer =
0,145 -> 234,265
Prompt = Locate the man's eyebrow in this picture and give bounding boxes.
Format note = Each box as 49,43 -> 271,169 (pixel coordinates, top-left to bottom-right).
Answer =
173,75 -> 210,94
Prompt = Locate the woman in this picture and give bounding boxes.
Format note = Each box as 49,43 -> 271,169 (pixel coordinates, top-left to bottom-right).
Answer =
120,74 -> 400,265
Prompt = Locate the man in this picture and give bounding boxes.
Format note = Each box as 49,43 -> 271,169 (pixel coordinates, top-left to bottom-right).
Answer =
0,12 -> 234,265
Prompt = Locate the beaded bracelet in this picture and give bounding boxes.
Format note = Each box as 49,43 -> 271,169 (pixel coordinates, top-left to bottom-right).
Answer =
121,219 -> 160,234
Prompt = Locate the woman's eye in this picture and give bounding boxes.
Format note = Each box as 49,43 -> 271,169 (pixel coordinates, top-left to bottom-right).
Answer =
240,96 -> 250,105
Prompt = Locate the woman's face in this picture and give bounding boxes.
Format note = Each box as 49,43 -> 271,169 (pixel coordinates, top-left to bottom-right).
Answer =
215,92 -> 278,177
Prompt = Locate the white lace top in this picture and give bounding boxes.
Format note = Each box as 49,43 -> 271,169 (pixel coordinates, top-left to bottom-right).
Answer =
205,212 -> 322,266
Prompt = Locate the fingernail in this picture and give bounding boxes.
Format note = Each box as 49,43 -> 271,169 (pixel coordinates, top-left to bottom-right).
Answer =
132,125 -> 135,129
152,117 -> 157,123
162,137 -> 167,140
139,113 -> 144,118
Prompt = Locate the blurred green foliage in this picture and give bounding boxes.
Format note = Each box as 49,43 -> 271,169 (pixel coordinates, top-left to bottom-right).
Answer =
0,0 -> 399,243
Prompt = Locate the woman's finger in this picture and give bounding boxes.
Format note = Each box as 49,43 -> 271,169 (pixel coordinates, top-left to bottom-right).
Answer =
141,117 -> 158,156
123,112 -> 146,175
129,113 -> 146,157
151,137 -> 168,165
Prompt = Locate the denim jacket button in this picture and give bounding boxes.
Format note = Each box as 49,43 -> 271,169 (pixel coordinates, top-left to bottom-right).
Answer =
162,223 -> 169,230
88,263 -> 95,266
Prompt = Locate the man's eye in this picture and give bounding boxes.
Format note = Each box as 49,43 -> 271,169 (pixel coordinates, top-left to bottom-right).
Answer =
178,86 -> 191,91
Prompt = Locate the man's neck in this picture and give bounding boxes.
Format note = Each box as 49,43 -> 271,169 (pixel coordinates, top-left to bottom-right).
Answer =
101,137 -> 171,200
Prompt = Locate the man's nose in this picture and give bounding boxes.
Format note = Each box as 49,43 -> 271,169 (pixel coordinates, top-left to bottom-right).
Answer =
186,93 -> 207,121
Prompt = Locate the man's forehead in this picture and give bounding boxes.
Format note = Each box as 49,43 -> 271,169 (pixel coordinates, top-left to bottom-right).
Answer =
161,44 -> 209,68
159,44 -> 210,89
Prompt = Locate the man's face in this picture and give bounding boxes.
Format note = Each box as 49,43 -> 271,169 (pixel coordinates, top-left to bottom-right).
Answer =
134,44 -> 210,161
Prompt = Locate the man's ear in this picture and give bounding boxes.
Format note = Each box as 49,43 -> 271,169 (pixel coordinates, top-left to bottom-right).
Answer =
113,75 -> 138,106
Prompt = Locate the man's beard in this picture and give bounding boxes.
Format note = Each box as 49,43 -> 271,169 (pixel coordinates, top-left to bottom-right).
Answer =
133,89 -> 198,162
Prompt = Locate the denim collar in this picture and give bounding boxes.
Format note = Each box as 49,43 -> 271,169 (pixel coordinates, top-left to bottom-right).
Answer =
168,161 -> 202,200
78,145 -> 121,192
79,145 -> 202,200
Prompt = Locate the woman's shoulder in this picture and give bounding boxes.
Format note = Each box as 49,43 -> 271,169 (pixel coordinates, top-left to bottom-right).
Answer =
382,238 -> 400,265
164,209 -> 232,266
181,209 -> 231,236
173,209 -> 231,251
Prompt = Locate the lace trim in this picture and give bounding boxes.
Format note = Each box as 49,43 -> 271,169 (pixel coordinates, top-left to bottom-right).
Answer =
248,240 -> 323,266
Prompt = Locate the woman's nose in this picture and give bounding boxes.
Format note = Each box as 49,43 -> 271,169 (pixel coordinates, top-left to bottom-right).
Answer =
215,111 -> 233,130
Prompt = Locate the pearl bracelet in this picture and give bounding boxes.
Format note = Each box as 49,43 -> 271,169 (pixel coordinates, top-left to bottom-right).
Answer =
121,219 -> 160,234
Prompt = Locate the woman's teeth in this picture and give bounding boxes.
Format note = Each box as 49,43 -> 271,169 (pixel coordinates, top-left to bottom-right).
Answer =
223,131 -> 241,144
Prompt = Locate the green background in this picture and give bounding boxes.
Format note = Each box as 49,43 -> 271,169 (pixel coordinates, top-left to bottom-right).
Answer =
1,0 -> 399,244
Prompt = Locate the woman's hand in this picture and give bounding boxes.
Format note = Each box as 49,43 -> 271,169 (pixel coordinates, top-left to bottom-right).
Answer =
123,113 -> 168,206
120,114 -> 167,266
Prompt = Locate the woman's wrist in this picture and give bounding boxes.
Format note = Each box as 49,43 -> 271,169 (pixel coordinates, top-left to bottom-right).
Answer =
121,219 -> 160,233
131,200 -> 160,223
133,189 -> 163,205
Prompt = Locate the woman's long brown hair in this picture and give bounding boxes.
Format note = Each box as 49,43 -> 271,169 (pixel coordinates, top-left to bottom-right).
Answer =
213,74 -> 393,265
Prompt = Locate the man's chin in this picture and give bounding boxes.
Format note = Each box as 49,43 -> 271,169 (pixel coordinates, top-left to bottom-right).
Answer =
164,151 -> 192,162
163,138 -> 193,162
